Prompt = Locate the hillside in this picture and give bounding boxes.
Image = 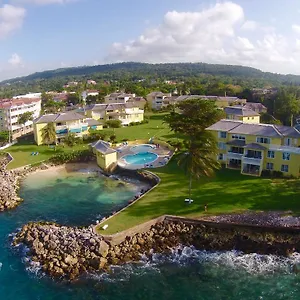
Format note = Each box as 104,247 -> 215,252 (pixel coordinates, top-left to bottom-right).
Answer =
2,62 -> 300,85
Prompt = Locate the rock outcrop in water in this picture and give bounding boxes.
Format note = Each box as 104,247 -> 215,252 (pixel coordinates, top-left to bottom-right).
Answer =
12,218 -> 300,280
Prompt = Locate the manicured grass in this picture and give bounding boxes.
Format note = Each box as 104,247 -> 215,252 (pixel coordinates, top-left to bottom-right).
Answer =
102,113 -> 175,142
2,113 -> 174,169
98,158 -> 300,234
2,139 -> 90,169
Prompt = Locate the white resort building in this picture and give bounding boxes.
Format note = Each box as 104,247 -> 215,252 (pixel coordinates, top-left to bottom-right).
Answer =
0,96 -> 42,140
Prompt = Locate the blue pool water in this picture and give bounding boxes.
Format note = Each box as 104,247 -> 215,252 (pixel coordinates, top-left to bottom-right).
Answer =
131,144 -> 155,153
123,152 -> 158,165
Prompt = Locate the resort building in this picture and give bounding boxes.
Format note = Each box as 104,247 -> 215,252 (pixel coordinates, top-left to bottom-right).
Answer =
104,93 -> 146,109
90,140 -> 117,170
146,92 -> 172,110
104,93 -> 135,104
85,103 -> 144,126
0,97 -> 42,140
224,106 -> 261,124
33,111 -> 102,145
206,119 -> 300,177
243,102 -> 267,114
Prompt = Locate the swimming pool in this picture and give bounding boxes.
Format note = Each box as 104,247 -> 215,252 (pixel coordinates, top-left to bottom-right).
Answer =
123,152 -> 158,165
131,144 -> 155,153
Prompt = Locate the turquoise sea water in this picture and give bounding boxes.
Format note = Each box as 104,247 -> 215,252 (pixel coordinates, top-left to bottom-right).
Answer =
0,168 -> 300,299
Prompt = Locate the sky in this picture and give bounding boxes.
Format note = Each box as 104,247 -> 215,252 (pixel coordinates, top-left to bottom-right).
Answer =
1,0 -> 300,80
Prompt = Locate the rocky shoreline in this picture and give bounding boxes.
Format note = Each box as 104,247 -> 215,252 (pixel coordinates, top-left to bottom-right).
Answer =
0,155 -> 49,212
12,218 -> 300,280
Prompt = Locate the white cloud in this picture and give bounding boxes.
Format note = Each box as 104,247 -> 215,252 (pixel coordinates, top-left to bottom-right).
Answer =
0,4 -> 26,39
241,20 -> 258,31
8,53 -> 23,66
106,1 -> 300,74
292,24 -> 300,34
107,2 -> 244,63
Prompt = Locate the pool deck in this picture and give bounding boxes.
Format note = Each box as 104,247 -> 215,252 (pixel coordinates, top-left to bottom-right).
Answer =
116,143 -> 173,170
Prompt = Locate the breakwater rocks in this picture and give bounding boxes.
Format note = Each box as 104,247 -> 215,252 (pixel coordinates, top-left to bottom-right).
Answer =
13,222 -> 110,280
0,156 -> 48,212
0,156 -> 23,211
12,219 -> 300,280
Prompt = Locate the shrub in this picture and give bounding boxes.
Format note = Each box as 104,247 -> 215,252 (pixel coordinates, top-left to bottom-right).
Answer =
50,150 -> 93,164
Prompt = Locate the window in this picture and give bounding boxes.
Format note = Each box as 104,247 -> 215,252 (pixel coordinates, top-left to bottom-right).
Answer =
282,152 -> 290,161
218,142 -> 226,150
266,162 -> 274,170
219,131 -> 227,138
281,164 -> 289,172
218,153 -> 224,160
232,134 -> 245,140
267,150 -> 275,158
256,137 -> 270,144
284,138 -> 291,146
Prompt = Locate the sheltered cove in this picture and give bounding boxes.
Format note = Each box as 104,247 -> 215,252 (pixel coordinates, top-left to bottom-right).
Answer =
1,152 -> 300,280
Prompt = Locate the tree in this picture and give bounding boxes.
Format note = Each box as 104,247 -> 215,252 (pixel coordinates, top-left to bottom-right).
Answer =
63,133 -> 80,147
109,134 -> 117,143
178,133 -> 220,201
165,99 -> 224,201
41,123 -> 56,146
0,131 -> 9,145
18,112 -> 33,133
105,119 -> 122,132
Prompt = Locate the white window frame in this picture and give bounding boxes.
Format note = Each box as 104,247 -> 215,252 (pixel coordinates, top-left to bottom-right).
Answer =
267,150 -> 275,159
219,131 -> 227,139
218,153 -> 224,161
256,137 -> 270,144
281,164 -> 289,172
218,142 -> 226,150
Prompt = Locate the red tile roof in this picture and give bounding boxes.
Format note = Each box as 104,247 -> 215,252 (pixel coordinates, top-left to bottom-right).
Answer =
0,98 -> 40,109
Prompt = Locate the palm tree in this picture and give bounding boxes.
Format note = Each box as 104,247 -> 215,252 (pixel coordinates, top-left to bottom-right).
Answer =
177,132 -> 220,202
41,123 -> 56,146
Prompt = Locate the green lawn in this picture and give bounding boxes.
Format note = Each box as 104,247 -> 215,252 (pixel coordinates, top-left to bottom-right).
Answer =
98,159 -> 300,234
102,113 -> 176,142
2,113 -> 175,170
2,139 -> 90,169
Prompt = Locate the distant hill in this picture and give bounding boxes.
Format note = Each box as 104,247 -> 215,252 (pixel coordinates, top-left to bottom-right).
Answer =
2,62 -> 300,85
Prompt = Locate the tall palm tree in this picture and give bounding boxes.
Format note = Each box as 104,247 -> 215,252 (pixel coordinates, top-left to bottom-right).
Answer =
178,131 -> 220,201
41,123 -> 56,146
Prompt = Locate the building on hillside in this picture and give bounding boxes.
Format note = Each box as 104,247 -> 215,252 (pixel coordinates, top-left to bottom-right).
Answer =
87,80 -> 97,85
170,95 -> 247,108
104,93 -> 146,109
224,106 -> 260,124
85,103 -> 144,125
90,140 -> 117,170
146,92 -> 172,110
243,102 -> 267,114
206,119 -> 300,177
33,111 -> 102,145
104,93 -> 135,103
0,97 -> 42,140
81,90 -> 99,102
13,93 -> 42,99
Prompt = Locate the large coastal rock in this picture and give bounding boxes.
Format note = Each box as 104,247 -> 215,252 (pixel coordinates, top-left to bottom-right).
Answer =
13,219 -> 300,280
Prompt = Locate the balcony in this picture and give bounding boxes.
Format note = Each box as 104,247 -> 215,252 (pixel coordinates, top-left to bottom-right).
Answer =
227,151 -> 243,160
242,156 -> 262,166
242,164 -> 261,176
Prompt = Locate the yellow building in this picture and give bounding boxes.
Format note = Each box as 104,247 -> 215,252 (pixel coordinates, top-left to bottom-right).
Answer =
85,103 -> 144,125
224,106 -> 261,124
33,111 -> 103,145
206,119 -> 300,177
90,140 -> 117,170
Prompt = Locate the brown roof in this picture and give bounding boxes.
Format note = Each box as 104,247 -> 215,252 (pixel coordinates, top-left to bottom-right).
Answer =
0,98 -> 40,109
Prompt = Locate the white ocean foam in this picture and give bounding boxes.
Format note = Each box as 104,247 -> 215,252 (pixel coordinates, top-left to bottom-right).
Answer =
0,262 -> 2,271
89,246 -> 300,282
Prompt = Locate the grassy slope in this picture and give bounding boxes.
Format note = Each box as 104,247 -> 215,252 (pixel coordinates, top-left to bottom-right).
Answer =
99,159 -> 300,234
